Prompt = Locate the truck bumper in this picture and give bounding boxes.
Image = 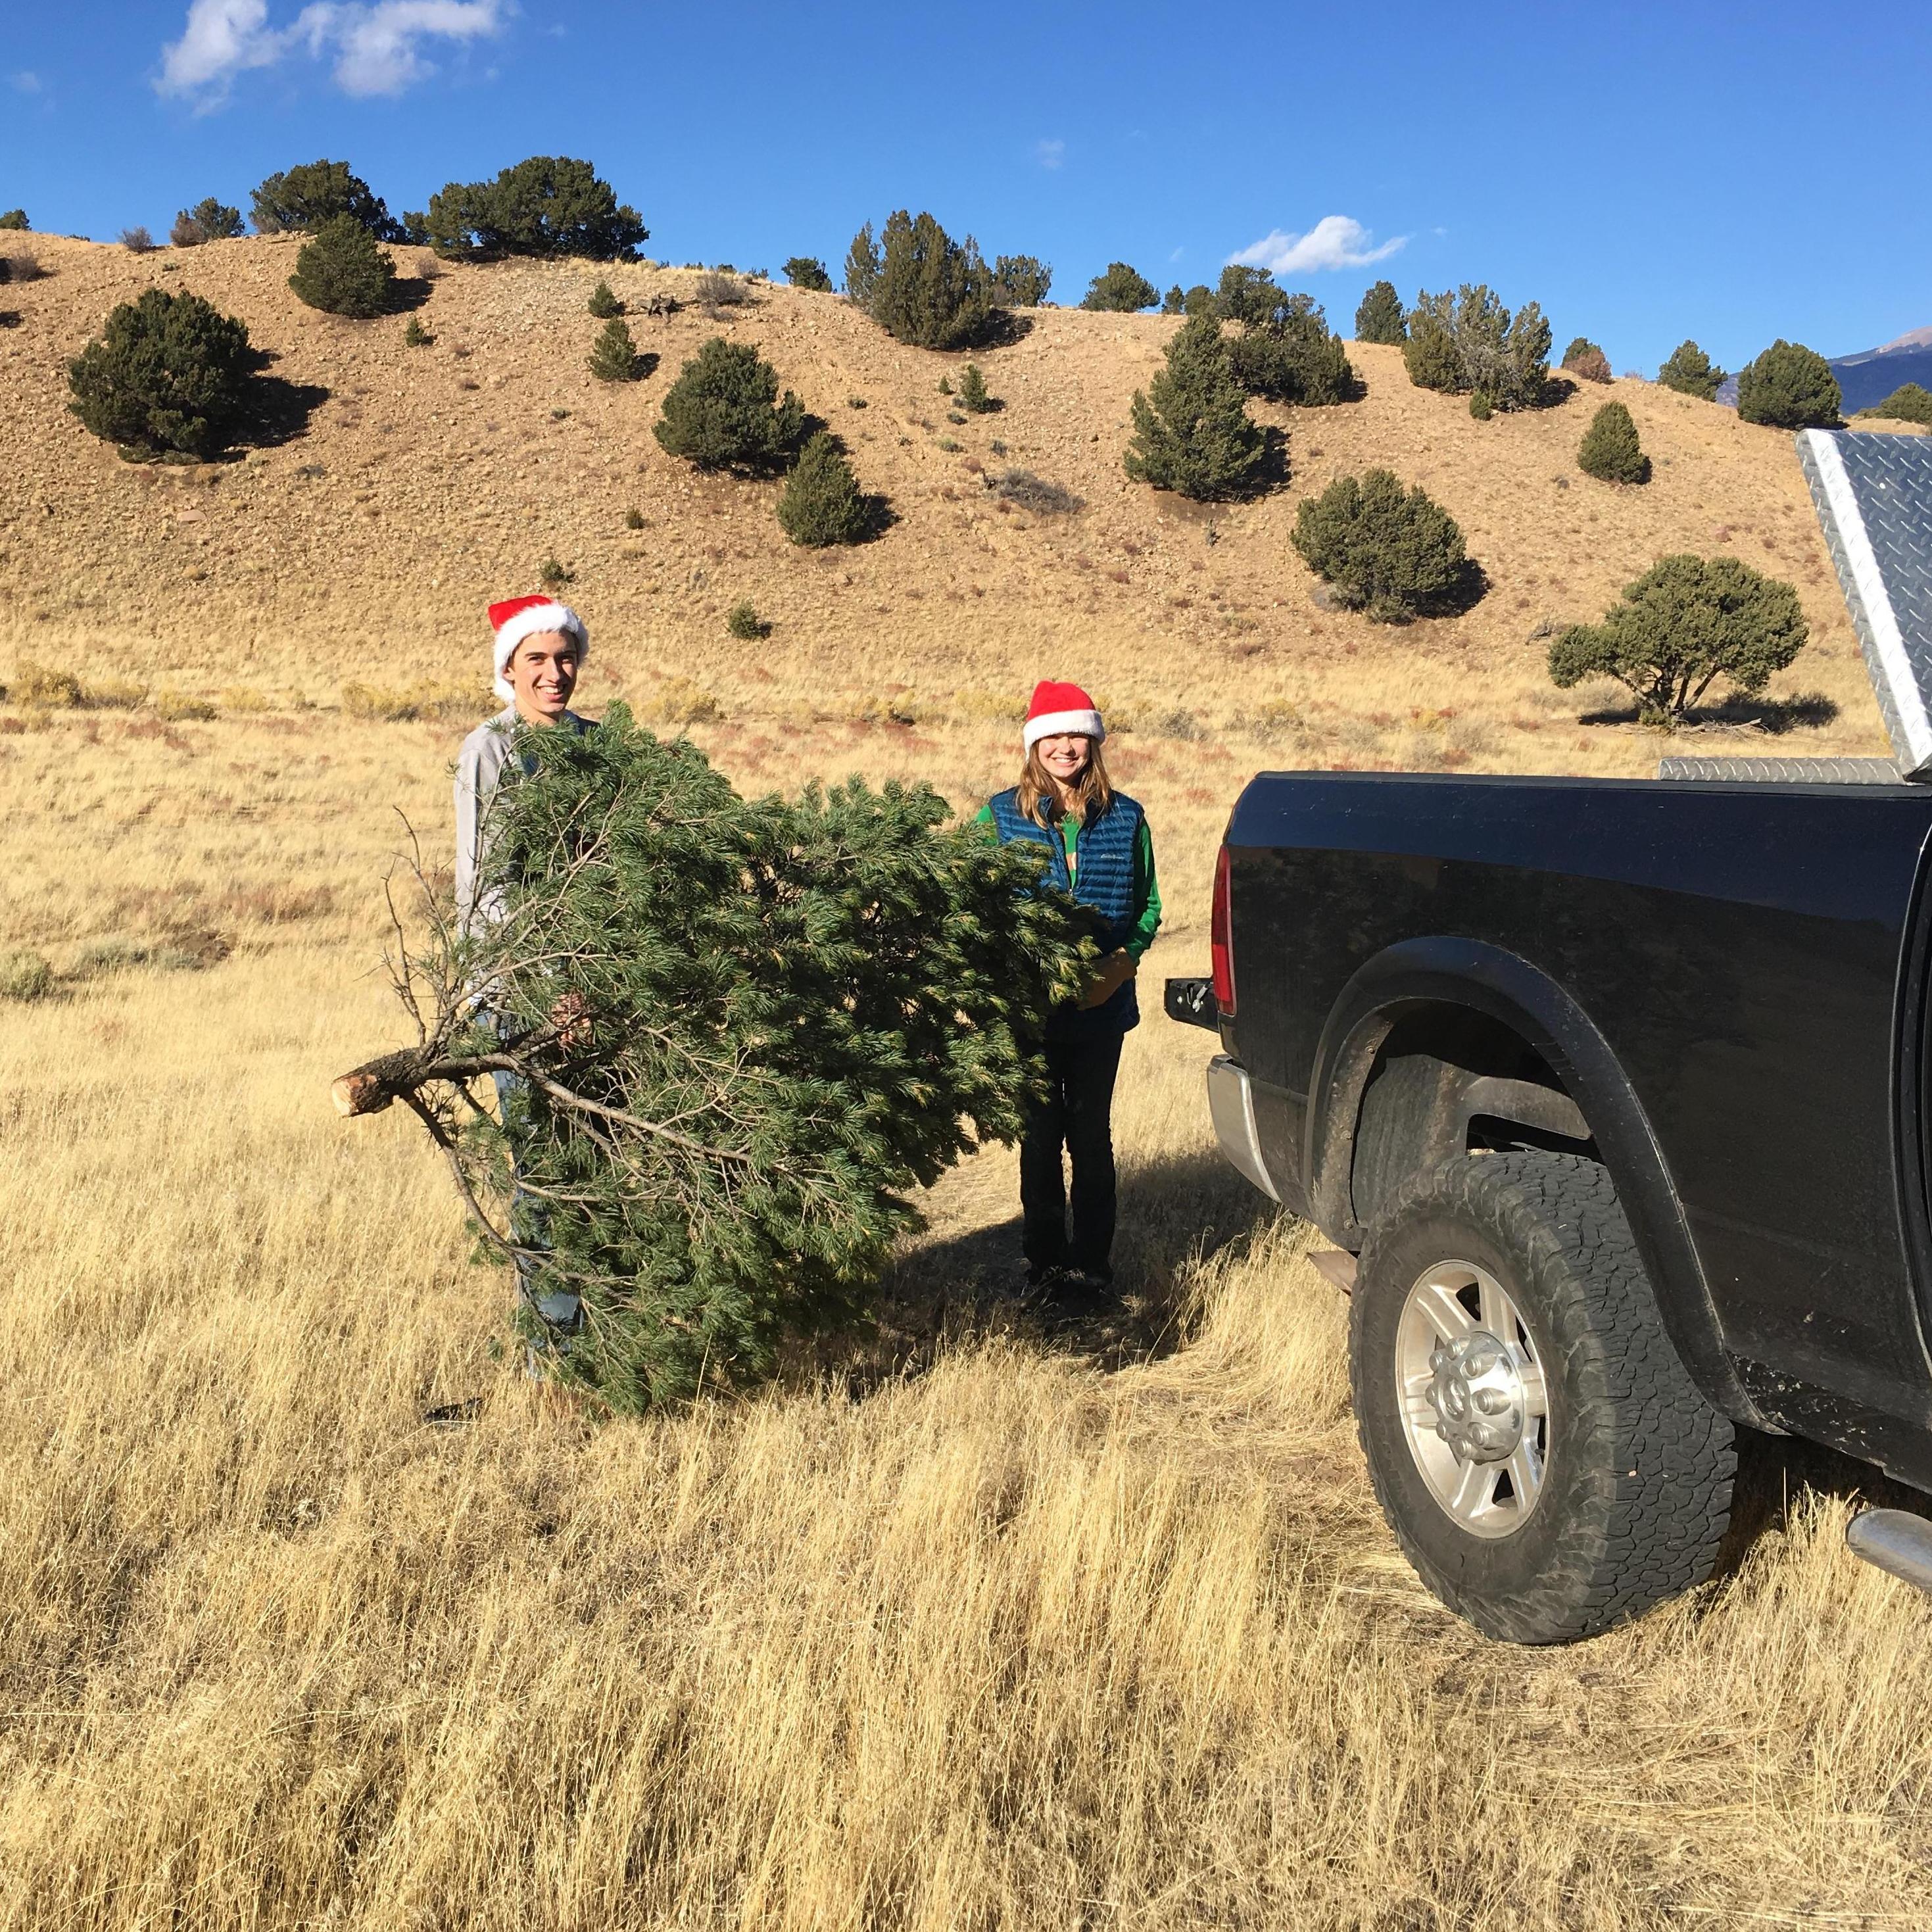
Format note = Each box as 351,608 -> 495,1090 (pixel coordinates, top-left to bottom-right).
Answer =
1208,1055 -> 1280,1203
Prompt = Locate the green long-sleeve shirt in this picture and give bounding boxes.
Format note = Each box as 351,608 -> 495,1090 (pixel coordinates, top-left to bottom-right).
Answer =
976,803 -> 1162,959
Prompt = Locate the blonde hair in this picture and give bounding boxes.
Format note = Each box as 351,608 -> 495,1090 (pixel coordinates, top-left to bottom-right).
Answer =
1017,737 -> 1114,829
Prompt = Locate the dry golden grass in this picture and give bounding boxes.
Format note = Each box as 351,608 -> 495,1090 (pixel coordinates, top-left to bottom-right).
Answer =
3,681 -> 1931,1931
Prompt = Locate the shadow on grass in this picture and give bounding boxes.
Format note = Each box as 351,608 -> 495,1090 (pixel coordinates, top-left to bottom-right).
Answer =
825,1144 -> 1275,1395
1712,1426 -> 1932,1583
1578,690 -> 1841,733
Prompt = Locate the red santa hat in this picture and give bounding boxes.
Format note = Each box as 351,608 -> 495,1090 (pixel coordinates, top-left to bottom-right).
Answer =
489,595 -> 589,702
1022,679 -> 1105,751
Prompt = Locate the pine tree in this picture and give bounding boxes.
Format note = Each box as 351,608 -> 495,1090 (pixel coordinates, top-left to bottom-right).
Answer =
421,157 -> 648,260
867,210 -> 994,349
1182,284 -> 1215,316
777,431 -> 873,544
0,210 -> 28,231
251,159 -> 400,238
1403,308 -> 1464,393
68,287 -> 253,460
654,338 -> 806,471
589,315 -> 641,381
403,316 -> 433,347
1561,337 -> 1613,384
333,710 -> 1092,1413
1736,340 -> 1841,429
1866,383 -> 1932,427
1214,264 -> 1280,327
992,254 -> 1051,306
1354,279 -> 1406,345
1123,312 -> 1267,500
1550,555 -> 1806,723
956,362 -> 992,412
1404,285 -> 1551,409
170,199 -> 244,247
784,256 -> 834,292
1290,469 -> 1472,621
844,222 -> 882,303
1161,285 -> 1185,315
1577,400 -> 1650,483
1226,294 -> 1356,406
289,214 -> 398,318
587,279 -> 623,318
1081,262 -> 1158,312
1658,339 -> 1725,401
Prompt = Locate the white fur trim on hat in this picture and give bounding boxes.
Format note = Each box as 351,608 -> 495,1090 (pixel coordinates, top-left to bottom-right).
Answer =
492,602 -> 589,702
1023,707 -> 1105,751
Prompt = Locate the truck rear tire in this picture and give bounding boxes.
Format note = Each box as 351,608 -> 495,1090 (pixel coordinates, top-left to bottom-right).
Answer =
1351,1151 -> 1735,1643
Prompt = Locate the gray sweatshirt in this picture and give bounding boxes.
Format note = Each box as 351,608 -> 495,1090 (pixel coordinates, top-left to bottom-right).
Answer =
453,705 -> 592,934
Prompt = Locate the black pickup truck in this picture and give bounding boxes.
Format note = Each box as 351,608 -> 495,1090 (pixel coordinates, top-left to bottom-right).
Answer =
1168,429 -> 1932,1643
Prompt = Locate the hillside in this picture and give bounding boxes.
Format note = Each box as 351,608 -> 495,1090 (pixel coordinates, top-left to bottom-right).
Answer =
0,233 -> 1895,768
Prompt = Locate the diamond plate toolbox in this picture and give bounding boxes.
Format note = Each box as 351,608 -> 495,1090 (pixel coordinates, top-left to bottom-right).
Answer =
1795,429 -> 1932,779
1655,756 -> 1903,784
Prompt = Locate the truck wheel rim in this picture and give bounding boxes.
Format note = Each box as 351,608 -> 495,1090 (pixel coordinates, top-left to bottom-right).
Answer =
1394,1260 -> 1548,1540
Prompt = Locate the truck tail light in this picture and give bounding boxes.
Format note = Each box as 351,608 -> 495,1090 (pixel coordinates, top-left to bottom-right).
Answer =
1210,844 -> 1236,1017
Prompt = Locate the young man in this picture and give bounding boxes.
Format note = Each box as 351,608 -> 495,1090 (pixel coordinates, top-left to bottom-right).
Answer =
454,594 -> 594,936
454,594 -> 594,1356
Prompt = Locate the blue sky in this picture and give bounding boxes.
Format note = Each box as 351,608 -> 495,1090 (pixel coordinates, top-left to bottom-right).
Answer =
5,1 -> 1929,372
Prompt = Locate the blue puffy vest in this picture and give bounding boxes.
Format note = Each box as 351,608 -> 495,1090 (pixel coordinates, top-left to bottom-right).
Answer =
987,786 -> 1145,1036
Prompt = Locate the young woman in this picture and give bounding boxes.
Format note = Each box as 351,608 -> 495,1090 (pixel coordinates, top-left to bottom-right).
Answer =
454,594 -> 596,1355
980,681 -> 1161,1296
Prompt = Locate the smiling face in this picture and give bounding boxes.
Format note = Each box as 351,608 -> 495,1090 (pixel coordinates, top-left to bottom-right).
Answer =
1034,732 -> 1092,790
510,631 -> 581,724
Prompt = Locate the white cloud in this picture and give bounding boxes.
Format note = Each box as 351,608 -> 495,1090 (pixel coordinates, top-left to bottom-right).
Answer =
159,0 -> 281,95
1229,215 -> 1406,276
1034,137 -> 1065,170
158,0 -> 503,104
12,70 -> 44,93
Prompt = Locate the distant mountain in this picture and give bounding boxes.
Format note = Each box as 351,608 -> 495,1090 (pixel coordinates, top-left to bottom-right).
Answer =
1709,327 -> 1932,414
1831,326 -> 1932,413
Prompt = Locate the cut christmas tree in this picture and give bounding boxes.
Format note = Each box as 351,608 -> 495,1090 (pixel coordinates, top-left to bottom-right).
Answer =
334,710 -> 1092,1413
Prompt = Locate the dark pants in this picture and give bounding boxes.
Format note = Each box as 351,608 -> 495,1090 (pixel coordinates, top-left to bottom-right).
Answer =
1021,1030 -> 1124,1282
491,1065 -> 582,1361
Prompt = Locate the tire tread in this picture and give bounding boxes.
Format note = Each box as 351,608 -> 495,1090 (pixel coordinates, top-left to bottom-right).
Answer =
1352,1151 -> 1735,1642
